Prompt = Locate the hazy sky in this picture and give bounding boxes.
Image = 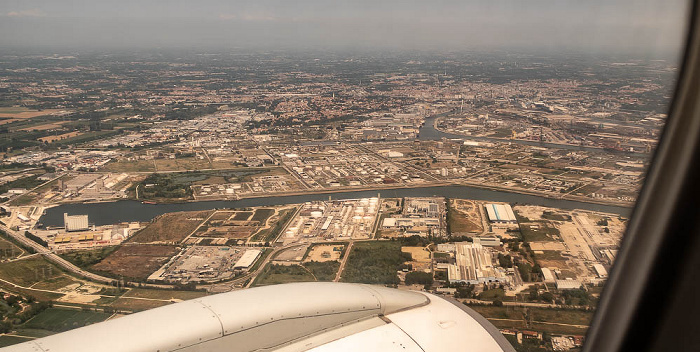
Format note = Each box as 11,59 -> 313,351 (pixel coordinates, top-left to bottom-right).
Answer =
0,0 -> 690,56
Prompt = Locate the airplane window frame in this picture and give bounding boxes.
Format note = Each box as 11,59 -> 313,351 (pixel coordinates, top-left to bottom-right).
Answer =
583,1 -> 700,351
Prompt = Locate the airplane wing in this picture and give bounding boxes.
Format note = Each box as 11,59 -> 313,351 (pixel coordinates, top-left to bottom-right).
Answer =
1,282 -> 514,352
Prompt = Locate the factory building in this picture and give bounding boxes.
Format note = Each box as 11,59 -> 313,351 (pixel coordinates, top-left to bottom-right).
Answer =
484,204 -> 517,224
592,264 -> 608,278
233,249 -> 262,270
541,268 -> 556,283
555,279 -> 582,290
447,242 -> 508,284
64,213 -> 89,232
473,236 -> 502,247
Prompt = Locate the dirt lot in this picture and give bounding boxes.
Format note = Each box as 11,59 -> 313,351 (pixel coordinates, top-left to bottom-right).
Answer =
129,210 -> 212,244
448,199 -> 484,234
92,245 -> 180,280
402,246 -> 432,272
305,244 -> 344,262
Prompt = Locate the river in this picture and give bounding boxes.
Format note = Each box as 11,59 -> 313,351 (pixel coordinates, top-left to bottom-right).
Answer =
40,185 -> 631,227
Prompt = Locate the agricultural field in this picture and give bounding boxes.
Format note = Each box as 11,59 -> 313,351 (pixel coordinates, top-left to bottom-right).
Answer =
129,211 -> 212,244
23,308 -> 111,332
91,245 -> 180,280
0,107 -> 65,120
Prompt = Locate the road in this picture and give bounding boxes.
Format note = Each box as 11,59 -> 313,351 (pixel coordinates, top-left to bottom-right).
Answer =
0,223 -> 172,289
333,241 -> 354,282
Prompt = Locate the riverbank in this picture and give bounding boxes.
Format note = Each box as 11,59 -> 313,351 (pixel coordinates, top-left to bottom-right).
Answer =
39,185 -> 632,228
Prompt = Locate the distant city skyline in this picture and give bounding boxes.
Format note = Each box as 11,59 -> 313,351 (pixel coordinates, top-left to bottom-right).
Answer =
0,0 -> 689,58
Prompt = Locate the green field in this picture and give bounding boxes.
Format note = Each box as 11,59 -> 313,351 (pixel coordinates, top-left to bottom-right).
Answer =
0,335 -> 32,347
251,208 -> 275,223
519,222 -> 561,242
467,304 -> 592,336
340,241 -> 409,285
31,275 -> 80,291
253,264 -> 315,286
121,288 -> 207,301
23,308 -> 111,332
303,261 -> 340,281
0,256 -> 64,287
250,208 -> 296,243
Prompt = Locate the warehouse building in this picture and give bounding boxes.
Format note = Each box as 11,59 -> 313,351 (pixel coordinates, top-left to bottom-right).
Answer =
555,279 -> 582,290
484,204 -> 517,224
473,236 -> 502,247
447,242 -> 508,284
233,249 -> 262,270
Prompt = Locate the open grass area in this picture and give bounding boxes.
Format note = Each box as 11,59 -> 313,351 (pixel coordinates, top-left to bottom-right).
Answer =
60,246 -> 118,269
121,288 -> 207,301
533,250 -> 566,261
253,264 -> 315,286
303,261 -> 340,281
0,237 -> 26,260
520,222 -> 561,242
467,304 -> 592,336
129,210 -> 212,244
110,297 -> 170,312
11,328 -> 55,338
0,335 -> 32,347
31,275 -> 80,291
340,241 -> 409,285
103,159 -> 156,172
23,308 -> 111,332
478,288 -> 506,301
251,208 -> 274,223
250,207 -> 296,243
0,256 -> 64,287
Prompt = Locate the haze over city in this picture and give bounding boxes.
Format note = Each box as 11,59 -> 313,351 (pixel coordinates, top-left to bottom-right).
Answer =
0,0 -> 689,56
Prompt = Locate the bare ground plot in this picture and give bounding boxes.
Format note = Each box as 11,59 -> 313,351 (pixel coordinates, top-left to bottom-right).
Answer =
92,245 -> 179,280
232,211 -> 253,221
129,210 -> 213,244
448,199 -> 484,234
304,244 -> 344,262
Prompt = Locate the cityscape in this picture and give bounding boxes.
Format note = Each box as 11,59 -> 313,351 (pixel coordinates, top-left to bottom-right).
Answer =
0,50 -> 676,351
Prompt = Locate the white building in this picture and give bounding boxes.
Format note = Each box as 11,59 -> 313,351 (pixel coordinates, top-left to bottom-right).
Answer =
233,249 -> 262,270
555,279 -> 582,290
473,236 -> 502,247
64,213 -> 89,232
447,242 -> 508,284
484,204 -> 517,224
